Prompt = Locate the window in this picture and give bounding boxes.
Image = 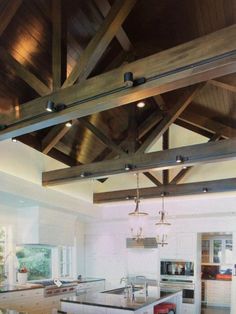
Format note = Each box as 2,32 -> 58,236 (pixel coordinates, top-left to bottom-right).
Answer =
0,227 -> 6,281
59,246 -> 72,278
16,246 -> 52,280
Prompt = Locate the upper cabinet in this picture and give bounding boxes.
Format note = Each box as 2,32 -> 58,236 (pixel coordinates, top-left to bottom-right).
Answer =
201,236 -> 233,265
160,233 -> 196,261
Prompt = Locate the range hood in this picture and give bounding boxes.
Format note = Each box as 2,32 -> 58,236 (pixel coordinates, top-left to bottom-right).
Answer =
126,238 -> 157,249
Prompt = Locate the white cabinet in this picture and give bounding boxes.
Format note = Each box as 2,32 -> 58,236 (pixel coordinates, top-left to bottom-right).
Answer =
182,303 -> 194,314
205,280 -> 231,307
160,233 -> 196,260
77,280 -> 105,294
201,236 -> 233,265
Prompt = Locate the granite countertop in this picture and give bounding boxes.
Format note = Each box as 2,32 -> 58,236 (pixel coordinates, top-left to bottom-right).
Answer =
76,277 -> 105,283
0,283 -> 43,293
0,309 -> 27,314
61,288 -> 181,311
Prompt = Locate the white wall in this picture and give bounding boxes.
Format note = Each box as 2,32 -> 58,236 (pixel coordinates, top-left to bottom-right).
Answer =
84,195 -> 236,294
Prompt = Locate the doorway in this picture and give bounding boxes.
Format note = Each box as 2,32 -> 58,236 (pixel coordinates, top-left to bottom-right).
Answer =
200,233 -> 232,314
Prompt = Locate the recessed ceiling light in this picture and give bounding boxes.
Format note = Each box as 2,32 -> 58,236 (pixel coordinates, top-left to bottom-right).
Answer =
202,187 -> 208,193
137,101 -> 145,108
12,138 -> 17,143
65,121 -> 72,128
182,166 -> 187,169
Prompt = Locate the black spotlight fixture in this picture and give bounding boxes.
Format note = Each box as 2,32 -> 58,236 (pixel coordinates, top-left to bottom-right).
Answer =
46,100 -> 56,112
124,72 -> 133,87
0,124 -> 8,131
46,101 -> 67,112
124,164 -> 132,171
175,155 -> 184,163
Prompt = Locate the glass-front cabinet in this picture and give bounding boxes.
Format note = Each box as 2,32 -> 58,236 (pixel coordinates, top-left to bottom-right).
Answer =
202,240 -> 210,263
201,236 -> 233,265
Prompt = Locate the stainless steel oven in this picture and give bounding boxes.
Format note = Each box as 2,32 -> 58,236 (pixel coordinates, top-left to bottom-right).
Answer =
160,281 -> 195,304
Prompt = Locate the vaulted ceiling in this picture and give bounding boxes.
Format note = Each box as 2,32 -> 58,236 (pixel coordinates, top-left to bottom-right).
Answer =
0,0 -> 236,203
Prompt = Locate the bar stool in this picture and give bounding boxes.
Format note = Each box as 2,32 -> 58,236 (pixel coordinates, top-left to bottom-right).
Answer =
154,302 -> 176,314
154,307 -> 169,314
154,305 -> 169,314
161,303 -> 176,313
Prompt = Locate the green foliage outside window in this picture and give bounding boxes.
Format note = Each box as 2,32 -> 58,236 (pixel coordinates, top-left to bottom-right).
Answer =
0,228 -> 5,282
16,246 -> 52,280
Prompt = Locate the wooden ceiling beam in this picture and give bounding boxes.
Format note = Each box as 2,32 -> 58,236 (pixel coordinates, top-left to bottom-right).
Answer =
138,110 -> 163,140
170,134 -> 221,185
78,117 -> 126,156
42,137 -> 236,186
52,0 -> 67,91
162,129 -> 169,185
174,119 -> 213,138
0,47 -> 51,96
143,172 -> 162,186
209,79 -> 236,93
93,0 -> 133,51
42,122 -> 76,154
136,84 -> 204,154
0,0 -> 22,36
93,178 -> 236,203
62,0 -> 136,88
1,25 -> 236,140
153,95 -> 168,111
179,109 -> 236,138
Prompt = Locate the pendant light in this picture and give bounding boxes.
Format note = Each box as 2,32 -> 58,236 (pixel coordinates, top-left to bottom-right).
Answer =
128,173 -> 148,240
155,192 -> 171,247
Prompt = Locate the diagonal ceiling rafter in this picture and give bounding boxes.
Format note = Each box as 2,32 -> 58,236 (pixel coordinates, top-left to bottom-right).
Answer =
1,25 -> 236,140
62,0 -> 137,88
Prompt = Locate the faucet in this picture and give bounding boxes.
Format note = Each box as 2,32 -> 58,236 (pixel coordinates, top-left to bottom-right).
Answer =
120,277 -> 128,285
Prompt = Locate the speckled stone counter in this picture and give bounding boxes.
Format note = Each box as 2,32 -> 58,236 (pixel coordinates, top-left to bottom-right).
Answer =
0,309 -> 27,314
0,284 -> 43,293
61,288 -> 182,311
76,277 -> 105,283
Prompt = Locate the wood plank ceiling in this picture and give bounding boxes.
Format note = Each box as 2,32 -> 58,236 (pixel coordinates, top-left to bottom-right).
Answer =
0,0 -> 236,202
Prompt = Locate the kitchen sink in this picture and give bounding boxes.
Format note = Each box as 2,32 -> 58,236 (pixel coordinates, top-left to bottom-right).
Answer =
102,286 -> 142,295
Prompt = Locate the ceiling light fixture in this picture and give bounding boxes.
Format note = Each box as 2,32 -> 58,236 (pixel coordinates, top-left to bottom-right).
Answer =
12,138 -> 17,143
46,101 -> 67,112
65,121 -> 73,128
202,187 -> 208,193
0,124 -> 7,130
80,172 -> 86,178
155,192 -> 171,247
176,155 -> 184,163
124,164 -> 132,171
124,72 -> 134,87
137,101 -> 145,108
46,100 -> 55,112
128,173 -> 148,240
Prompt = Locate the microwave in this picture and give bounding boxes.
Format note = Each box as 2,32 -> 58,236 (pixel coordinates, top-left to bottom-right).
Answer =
161,260 -> 194,276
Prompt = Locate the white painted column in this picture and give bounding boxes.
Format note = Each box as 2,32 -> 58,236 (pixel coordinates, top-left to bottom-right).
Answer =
230,232 -> 236,314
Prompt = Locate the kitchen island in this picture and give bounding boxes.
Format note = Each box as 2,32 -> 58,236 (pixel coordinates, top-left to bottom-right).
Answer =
61,288 -> 182,314
0,309 -> 27,314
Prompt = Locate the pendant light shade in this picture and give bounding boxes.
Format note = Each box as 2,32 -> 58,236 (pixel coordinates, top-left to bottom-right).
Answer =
128,173 -> 148,240
155,192 -> 171,246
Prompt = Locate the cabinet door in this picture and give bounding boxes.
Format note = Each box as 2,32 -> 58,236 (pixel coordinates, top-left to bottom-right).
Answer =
159,233 -> 177,259
201,240 -> 210,263
225,239 -> 233,264
177,233 -> 195,260
213,239 -> 222,263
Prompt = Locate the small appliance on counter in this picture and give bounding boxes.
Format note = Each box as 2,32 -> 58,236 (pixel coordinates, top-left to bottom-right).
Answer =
160,260 -> 195,304
161,260 -> 194,276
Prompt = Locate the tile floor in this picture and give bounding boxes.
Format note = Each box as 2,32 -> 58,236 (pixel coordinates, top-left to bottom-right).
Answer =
201,306 -> 230,314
